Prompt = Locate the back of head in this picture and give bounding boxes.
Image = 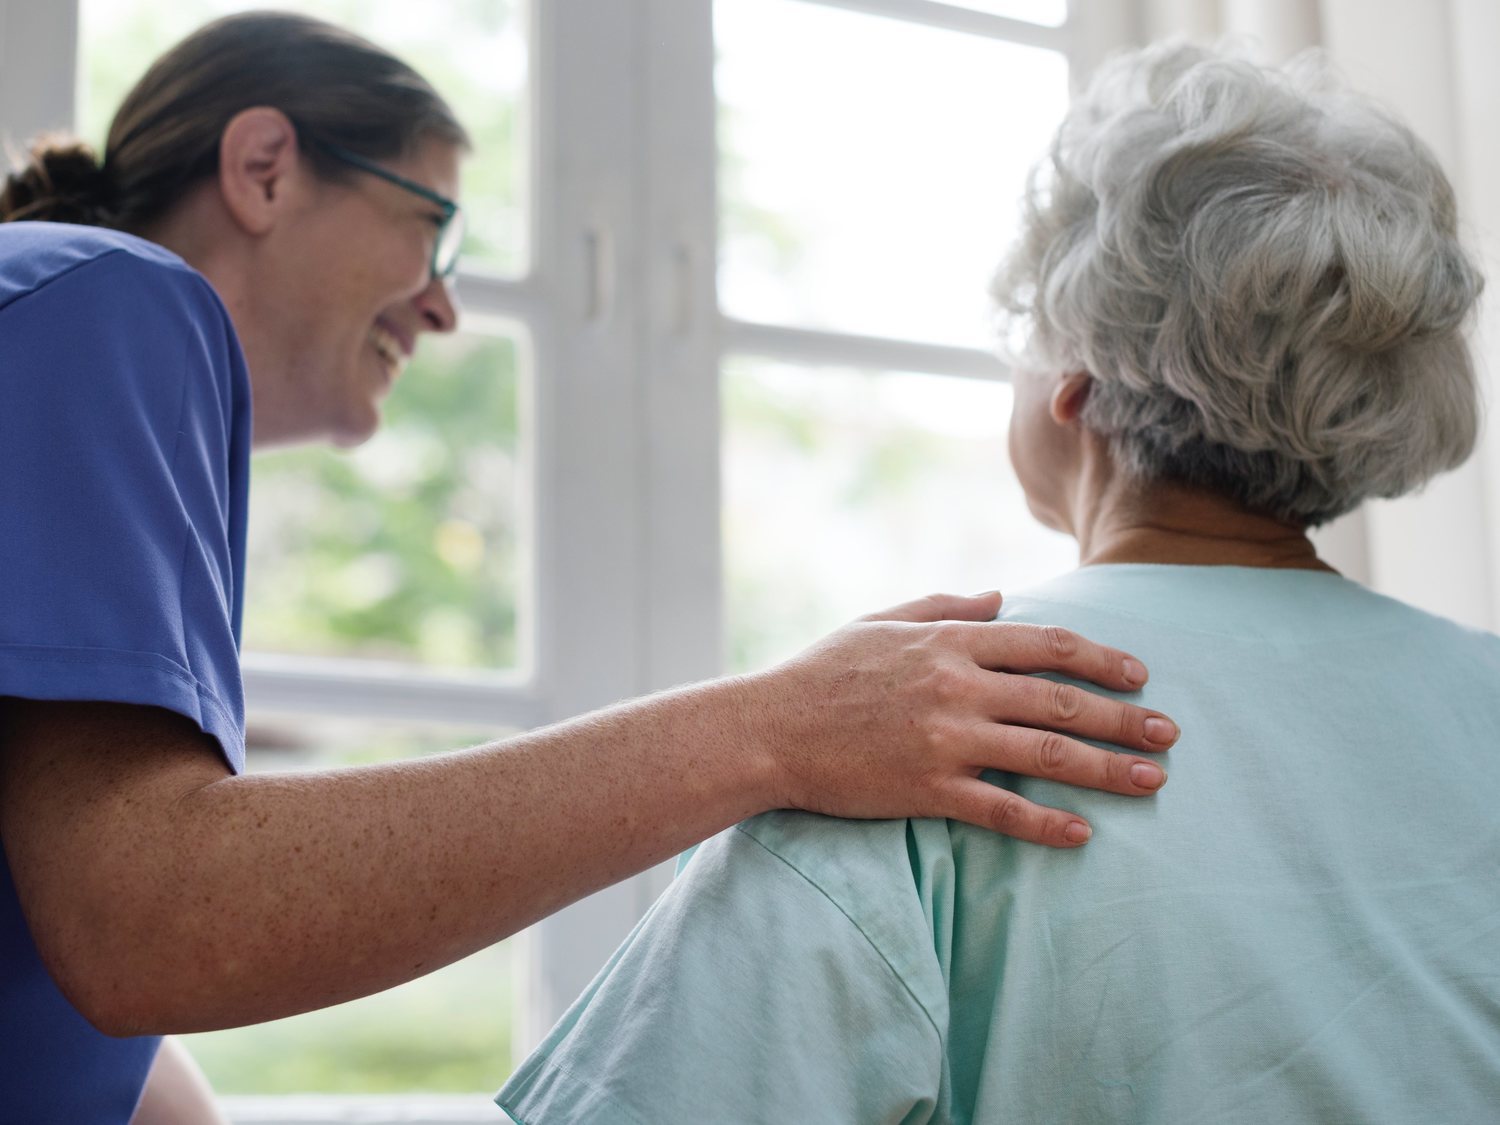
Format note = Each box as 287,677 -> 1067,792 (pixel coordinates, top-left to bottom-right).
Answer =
0,10 -> 468,234
992,42 -> 1484,527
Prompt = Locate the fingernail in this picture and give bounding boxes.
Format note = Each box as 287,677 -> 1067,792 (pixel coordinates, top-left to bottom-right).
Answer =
1130,762 -> 1165,789
1123,658 -> 1148,686
969,589 -> 1001,598
1144,717 -> 1176,744
1065,821 -> 1092,843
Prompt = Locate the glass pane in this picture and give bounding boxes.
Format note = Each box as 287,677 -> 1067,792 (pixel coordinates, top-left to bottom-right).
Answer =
181,714 -> 521,1094
723,359 -> 1076,672
80,0 -> 528,274
717,0 -> 1068,349
943,0 -> 1068,25
245,326 -> 529,672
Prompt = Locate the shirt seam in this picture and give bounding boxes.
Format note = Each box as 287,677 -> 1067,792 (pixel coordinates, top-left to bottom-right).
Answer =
731,822 -> 947,1052
0,244 -> 200,316
1004,593 -> 1425,643
499,1054 -> 650,1125
168,314 -> 203,695
0,642 -> 237,724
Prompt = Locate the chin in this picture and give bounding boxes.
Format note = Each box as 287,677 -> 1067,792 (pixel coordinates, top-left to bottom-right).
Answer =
330,404 -> 383,449
1023,492 -> 1068,535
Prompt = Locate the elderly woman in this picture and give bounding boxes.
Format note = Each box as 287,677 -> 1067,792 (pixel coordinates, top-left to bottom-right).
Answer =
495,43 -> 1500,1124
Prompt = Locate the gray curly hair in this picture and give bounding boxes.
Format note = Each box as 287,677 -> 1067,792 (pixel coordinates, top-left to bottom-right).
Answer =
991,41 -> 1483,527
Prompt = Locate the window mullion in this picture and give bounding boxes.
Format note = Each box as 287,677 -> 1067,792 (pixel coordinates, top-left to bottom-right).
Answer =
805,0 -> 1069,48
520,0 -> 657,1052
640,0 -> 722,696
725,318 -> 1009,383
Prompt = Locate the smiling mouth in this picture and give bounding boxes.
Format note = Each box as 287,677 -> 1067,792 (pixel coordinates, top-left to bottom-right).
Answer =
369,323 -> 410,381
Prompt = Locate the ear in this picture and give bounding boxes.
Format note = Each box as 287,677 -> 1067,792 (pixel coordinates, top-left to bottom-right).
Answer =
217,107 -> 304,237
1049,370 -> 1094,426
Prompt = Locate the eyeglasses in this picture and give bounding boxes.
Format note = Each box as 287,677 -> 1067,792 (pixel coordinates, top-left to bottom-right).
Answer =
310,138 -> 465,280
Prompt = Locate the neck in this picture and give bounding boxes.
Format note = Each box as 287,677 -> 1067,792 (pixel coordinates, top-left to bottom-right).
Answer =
136,195 -> 289,449
1064,440 -> 1336,573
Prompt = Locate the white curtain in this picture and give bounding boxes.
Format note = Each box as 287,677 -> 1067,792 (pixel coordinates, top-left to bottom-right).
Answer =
1141,0 -> 1321,59
1126,0 -> 1499,630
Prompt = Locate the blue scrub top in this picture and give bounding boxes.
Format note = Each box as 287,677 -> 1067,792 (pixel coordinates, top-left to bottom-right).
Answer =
0,222 -> 252,1123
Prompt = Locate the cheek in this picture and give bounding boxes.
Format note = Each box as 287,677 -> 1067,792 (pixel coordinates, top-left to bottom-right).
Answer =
1006,380 -> 1046,480
1007,381 -> 1068,526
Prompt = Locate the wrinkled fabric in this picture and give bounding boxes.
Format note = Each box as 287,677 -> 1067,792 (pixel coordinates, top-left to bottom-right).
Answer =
500,565 -> 1500,1124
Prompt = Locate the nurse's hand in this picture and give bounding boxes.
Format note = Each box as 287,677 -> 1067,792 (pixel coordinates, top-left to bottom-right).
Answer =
750,591 -> 1178,848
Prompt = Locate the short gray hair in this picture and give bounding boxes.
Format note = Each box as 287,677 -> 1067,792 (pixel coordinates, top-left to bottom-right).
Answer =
991,41 -> 1483,526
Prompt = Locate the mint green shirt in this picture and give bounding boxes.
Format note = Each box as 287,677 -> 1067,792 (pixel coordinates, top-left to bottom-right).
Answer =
498,566 -> 1500,1124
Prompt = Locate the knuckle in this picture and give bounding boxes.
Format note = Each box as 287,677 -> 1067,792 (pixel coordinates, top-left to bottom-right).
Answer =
921,719 -> 963,760
1050,680 -> 1084,723
1043,625 -> 1078,662
1106,752 -> 1137,789
931,621 -> 969,650
1035,732 -> 1072,775
989,792 -> 1028,836
925,663 -> 969,706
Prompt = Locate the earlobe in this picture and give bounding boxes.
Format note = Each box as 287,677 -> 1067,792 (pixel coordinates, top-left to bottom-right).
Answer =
217,107 -> 302,237
1049,371 -> 1094,425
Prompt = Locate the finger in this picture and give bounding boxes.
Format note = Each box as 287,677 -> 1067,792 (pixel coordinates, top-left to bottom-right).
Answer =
980,725 -> 1168,796
861,590 -> 1002,625
961,622 -> 1150,692
989,674 -> 1179,752
939,777 -> 1093,848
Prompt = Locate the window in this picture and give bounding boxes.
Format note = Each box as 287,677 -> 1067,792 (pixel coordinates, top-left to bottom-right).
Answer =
716,0 -> 1079,668
2,0 -> 1139,1119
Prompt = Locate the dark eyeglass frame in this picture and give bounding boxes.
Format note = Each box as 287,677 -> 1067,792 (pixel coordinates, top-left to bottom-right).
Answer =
309,138 -> 464,280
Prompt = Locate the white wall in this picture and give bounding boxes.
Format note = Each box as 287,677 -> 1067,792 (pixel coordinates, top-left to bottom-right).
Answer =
0,1 -> 77,168
1449,0 -> 1500,624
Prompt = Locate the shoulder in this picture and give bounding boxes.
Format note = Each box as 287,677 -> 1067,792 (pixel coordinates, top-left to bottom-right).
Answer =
0,221 -> 224,328
0,223 -> 241,410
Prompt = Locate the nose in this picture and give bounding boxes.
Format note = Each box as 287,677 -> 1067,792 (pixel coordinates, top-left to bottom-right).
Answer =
414,273 -> 460,335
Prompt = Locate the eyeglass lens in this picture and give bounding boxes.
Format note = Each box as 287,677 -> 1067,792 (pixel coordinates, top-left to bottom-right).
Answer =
436,209 -> 466,278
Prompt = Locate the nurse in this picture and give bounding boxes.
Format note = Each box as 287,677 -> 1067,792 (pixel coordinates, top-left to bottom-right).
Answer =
0,12 -> 1179,1122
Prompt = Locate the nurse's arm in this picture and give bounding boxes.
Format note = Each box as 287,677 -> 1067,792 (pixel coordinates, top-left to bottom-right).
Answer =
0,592 -> 1176,1037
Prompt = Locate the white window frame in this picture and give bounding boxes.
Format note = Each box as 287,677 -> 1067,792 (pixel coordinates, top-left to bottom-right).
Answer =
11,0 -> 1495,1120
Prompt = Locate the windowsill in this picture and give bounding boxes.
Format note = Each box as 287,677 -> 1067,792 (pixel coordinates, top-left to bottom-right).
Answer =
220,1093 -> 502,1125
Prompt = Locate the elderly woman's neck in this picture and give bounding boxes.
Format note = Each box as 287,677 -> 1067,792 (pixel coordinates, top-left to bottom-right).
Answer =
1068,454 -> 1335,573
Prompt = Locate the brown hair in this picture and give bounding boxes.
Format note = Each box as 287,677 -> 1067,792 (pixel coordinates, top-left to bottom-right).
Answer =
0,10 -> 469,232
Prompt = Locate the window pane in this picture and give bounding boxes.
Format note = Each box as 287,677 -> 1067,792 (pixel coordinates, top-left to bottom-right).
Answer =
723,359 -> 1076,672
181,715 -> 520,1095
717,0 -> 1068,349
245,326 -> 529,672
185,943 -> 514,1094
942,0 -> 1068,25
80,0 -> 528,275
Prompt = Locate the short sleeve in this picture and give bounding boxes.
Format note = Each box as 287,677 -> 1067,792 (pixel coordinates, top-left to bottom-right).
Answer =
496,824 -> 944,1125
0,247 -> 252,772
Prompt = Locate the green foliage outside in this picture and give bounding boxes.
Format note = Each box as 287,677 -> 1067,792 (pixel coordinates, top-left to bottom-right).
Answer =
182,944 -> 514,1095
244,331 -> 524,670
